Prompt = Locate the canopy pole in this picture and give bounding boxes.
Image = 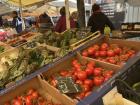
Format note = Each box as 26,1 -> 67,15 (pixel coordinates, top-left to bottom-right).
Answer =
65,0 -> 70,29
19,0 -> 25,30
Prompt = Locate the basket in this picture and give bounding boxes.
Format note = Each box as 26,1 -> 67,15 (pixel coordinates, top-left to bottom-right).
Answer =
115,79 -> 140,104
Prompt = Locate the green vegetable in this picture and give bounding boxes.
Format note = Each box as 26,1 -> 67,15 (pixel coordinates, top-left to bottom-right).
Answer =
0,46 -> 4,53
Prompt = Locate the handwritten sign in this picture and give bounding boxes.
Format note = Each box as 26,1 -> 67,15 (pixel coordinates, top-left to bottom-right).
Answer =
57,77 -> 82,94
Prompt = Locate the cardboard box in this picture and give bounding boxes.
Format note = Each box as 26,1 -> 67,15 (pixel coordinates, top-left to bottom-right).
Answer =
0,77 -> 74,105
42,53 -> 121,104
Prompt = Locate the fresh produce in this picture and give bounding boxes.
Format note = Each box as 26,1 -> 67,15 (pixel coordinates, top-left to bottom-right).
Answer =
33,30 -> 92,57
3,89 -> 62,105
49,58 -> 114,100
82,43 -> 136,65
0,45 -> 58,89
0,46 -> 5,53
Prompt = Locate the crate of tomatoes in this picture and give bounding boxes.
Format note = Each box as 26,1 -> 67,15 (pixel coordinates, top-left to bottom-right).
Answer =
40,52 -> 120,105
81,36 -> 140,66
0,77 -> 71,105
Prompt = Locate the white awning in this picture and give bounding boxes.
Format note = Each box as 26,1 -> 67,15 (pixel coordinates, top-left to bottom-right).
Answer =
48,0 -> 92,10
0,2 -> 14,15
114,0 -> 140,6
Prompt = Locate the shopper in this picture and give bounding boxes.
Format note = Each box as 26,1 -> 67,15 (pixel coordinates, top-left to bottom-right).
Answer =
38,12 -> 53,29
0,16 -> 3,27
12,11 -> 23,33
87,4 -> 115,34
71,11 -> 79,28
55,7 -> 76,33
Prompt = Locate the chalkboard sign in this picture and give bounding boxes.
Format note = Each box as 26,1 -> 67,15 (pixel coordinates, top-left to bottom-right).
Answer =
57,77 -> 82,94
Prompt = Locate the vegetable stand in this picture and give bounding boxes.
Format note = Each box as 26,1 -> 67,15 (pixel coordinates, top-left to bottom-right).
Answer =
0,31 -> 140,105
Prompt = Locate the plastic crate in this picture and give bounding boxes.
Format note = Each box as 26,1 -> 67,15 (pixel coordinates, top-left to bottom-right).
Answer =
114,54 -> 140,104
115,79 -> 140,104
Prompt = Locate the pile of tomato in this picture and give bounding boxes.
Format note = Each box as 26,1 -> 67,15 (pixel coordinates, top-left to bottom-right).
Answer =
50,59 -> 114,100
4,89 -> 62,105
82,43 -> 136,65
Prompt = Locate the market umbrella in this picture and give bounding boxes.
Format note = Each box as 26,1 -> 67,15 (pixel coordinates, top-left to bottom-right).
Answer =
48,0 -> 92,10
7,0 -> 46,7
0,2 -> 15,15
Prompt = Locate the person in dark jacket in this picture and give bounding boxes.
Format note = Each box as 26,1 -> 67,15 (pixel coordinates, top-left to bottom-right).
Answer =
0,16 -> 3,27
38,12 -> 53,29
12,11 -> 22,33
88,4 -> 115,33
55,7 -> 76,33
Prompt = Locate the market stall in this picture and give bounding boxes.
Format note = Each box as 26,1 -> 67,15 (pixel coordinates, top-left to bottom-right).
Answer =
0,0 -> 140,105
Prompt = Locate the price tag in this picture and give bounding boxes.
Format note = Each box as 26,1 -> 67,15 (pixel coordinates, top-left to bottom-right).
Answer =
57,77 -> 82,94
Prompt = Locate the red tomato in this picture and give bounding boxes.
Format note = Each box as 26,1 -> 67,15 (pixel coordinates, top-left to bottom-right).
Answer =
104,75 -> 112,81
13,98 -> 22,105
85,68 -> 94,76
74,63 -> 81,69
100,43 -> 109,51
103,70 -> 114,77
107,50 -> 115,57
39,102 -> 46,105
27,89 -> 34,95
93,76 -> 104,86
84,79 -> 93,87
100,46 -> 107,51
50,79 -> 57,87
76,67 -> 82,71
129,50 -> 136,54
4,102 -> 10,105
108,59 -> 116,64
77,71 -> 87,80
114,47 -> 122,55
93,44 -> 100,51
82,50 -> 88,57
60,70 -> 68,76
93,68 -> 103,76
72,75 -> 77,81
72,59 -> 78,66
85,91 -> 92,97
74,71 -> 78,77
99,51 -> 107,57
75,92 -> 85,100
87,47 -> 95,55
95,51 -> 100,57
82,84 -> 90,92
76,80 -> 83,85
32,91 -> 39,99
87,61 -> 95,68
25,95 -> 32,105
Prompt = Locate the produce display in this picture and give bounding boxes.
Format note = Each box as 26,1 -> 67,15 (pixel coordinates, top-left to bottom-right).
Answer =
0,46 -> 5,53
6,32 -> 37,47
3,89 -> 62,105
34,30 -> 91,49
0,44 -> 58,89
1,29 -> 140,105
81,43 -> 136,65
0,42 -> 13,54
48,58 -> 114,100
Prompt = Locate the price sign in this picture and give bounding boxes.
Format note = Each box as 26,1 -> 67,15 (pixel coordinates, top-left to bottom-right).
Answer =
57,77 -> 82,94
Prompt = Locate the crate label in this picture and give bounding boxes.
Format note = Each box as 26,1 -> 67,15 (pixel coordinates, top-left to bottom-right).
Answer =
57,77 -> 82,94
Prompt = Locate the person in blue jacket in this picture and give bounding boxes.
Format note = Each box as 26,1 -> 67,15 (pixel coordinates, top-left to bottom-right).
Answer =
12,11 -> 22,34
